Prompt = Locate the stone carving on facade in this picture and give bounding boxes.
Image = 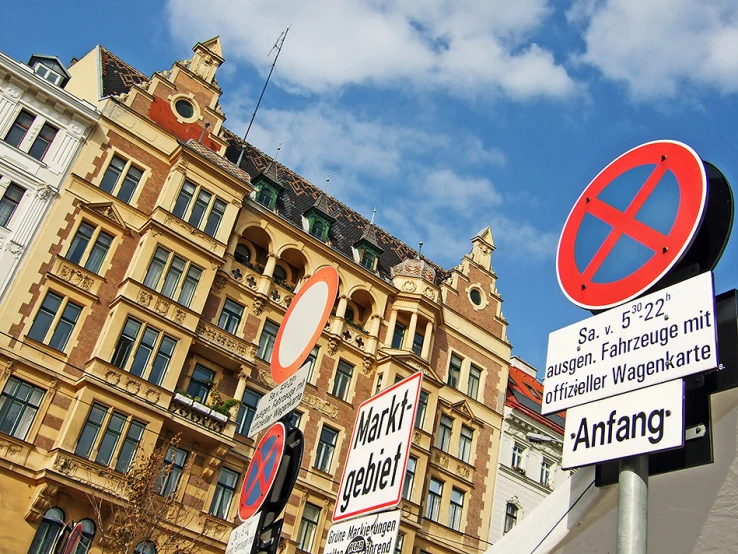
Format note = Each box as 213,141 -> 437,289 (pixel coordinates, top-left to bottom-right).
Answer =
202,445 -> 228,481
302,393 -> 339,419
0,438 -> 23,459
456,463 -> 472,480
125,378 -> 141,395
212,273 -> 227,292
423,287 -> 436,301
25,482 -> 59,523
270,289 -> 281,303
434,451 -> 450,469
145,388 -> 161,404
257,369 -> 276,388
327,337 -> 339,356
68,121 -> 85,138
5,240 -> 23,257
169,396 -> 226,433
413,431 -> 421,445
34,185 -> 55,201
173,308 -> 186,324
246,275 -> 257,289
137,289 -> 153,308
252,298 -> 265,315
104,370 -> 121,386
2,359 -> 14,381
3,83 -> 22,100
361,357 -> 374,376
154,298 -> 170,315
58,263 -> 94,291
89,204 -> 125,227
53,454 -> 79,475
195,322 -> 249,359
402,280 -> 417,293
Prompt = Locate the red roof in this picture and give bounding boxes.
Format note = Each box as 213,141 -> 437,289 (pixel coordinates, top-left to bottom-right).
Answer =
506,364 -> 565,435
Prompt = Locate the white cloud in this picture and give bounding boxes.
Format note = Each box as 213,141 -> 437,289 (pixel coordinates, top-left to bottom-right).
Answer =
569,0 -> 738,98
166,0 -> 575,99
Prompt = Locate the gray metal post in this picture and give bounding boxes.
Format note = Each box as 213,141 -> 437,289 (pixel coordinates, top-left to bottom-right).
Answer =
616,454 -> 649,554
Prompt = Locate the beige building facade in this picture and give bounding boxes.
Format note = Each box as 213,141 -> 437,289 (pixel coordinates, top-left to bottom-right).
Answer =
0,38 -> 511,554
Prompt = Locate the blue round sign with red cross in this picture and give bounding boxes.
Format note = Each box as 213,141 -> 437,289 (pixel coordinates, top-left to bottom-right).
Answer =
239,422 -> 286,521
557,140 -> 707,310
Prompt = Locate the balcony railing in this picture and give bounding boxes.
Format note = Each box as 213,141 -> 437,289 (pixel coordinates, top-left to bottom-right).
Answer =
169,393 -> 229,433
195,320 -> 255,363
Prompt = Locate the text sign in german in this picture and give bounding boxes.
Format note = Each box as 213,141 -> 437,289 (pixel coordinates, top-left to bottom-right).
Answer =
542,271 -> 717,414
225,516 -> 260,554
325,510 -> 401,554
248,361 -> 310,438
562,380 -> 684,469
333,372 -> 422,523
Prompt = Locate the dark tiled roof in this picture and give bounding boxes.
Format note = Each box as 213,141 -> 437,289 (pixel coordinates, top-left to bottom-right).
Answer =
258,161 -> 283,187
97,47 -> 448,284
359,224 -> 383,252
183,139 -> 250,185
507,364 -> 565,434
100,47 -> 148,98
307,191 -> 335,222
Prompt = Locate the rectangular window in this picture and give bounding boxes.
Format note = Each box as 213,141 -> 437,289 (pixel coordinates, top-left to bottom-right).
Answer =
0,183 -> 25,228
157,446 -> 188,496
449,488 -> 465,531
99,155 -> 142,203
331,360 -> 354,401
27,291 -> 82,351
296,503 -> 321,552
28,122 -> 58,161
0,377 -> 45,440
305,346 -> 319,382
541,459 -> 552,486
111,318 -> 176,386
66,222 -> 113,274
415,390 -> 428,429
504,503 -> 518,534
468,365 -> 481,400
172,181 -> 226,236
236,389 -> 262,436
411,332 -> 424,356
74,403 -> 145,473
395,533 -> 404,554
391,322 -> 406,349
4,110 -> 34,148
186,364 -> 215,402
512,442 -> 524,468
210,467 -> 239,519
143,246 -> 201,307
448,354 -> 462,388
290,411 -> 302,429
402,455 -> 417,500
256,319 -> 279,361
315,425 -> 338,473
459,425 -> 473,463
425,478 -> 443,521
436,414 -> 453,452
218,299 -> 244,335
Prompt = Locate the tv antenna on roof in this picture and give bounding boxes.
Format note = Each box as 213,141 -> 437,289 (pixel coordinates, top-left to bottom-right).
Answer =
237,27 -> 290,166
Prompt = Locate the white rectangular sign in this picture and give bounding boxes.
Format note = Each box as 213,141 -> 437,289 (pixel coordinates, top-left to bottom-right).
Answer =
562,379 -> 684,469
542,272 -> 717,414
225,516 -> 259,554
333,372 -> 423,523
325,510 -> 401,554
248,361 -> 310,438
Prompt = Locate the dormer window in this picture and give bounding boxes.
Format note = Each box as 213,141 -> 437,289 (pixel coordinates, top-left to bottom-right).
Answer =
359,248 -> 377,271
33,62 -> 63,86
255,183 -> 278,209
309,217 -> 328,241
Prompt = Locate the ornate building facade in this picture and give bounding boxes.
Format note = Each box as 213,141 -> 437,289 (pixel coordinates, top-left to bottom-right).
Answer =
0,51 -> 98,299
488,357 -> 567,544
0,37 -> 511,554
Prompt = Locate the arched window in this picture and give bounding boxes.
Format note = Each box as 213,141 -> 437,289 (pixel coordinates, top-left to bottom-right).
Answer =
28,507 -> 66,554
273,264 -> 287,284
234,244 -> 251,265
344,306 -> 355,324
256,186 -> 276,209
134,541 -> 157,554
74,519 -> 96,554
310,219 -> 326,240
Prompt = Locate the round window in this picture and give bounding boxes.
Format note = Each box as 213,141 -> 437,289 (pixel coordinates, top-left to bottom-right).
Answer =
470,288 -> 483,306
175,99 -> 195,119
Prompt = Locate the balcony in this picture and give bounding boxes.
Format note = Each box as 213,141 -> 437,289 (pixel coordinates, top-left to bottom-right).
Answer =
194,320 -> 255,364
168,394 -> 237,440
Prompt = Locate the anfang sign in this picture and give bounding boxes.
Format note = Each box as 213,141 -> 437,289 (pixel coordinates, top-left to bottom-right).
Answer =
542,272 -> 717,414
562,379 -> 684,469
333,372 -> 422,523
325,510 -> 401,554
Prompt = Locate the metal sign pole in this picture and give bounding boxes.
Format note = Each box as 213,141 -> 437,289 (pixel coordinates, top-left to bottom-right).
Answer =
616,454 -> 649,554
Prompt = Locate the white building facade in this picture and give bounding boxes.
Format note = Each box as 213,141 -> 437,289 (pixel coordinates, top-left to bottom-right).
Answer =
0,51 -> 98,298
489,357 -> 568,544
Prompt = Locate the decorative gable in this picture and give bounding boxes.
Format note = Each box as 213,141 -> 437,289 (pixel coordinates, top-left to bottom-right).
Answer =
304,192 -> 335,242
84,202 -> 127,229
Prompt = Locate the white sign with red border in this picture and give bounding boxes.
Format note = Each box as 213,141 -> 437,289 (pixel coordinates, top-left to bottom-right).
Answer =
225,516 -> 260,554
248,360 -> 311,438
333,372 -> 423,523
325,509 -> 401,554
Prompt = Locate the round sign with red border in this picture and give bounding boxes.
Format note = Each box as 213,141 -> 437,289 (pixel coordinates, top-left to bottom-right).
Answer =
271,266 -> 339,385
239,422 -> 286,521
61,523 -> 83,554
557,140 -> 707,310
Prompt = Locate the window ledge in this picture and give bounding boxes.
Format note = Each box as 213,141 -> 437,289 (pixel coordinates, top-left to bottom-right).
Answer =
22,336 -> 69,358
0,141 -> 48,168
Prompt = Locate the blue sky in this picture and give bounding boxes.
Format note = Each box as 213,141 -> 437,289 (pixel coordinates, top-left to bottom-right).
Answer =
5,0 -> 738,375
